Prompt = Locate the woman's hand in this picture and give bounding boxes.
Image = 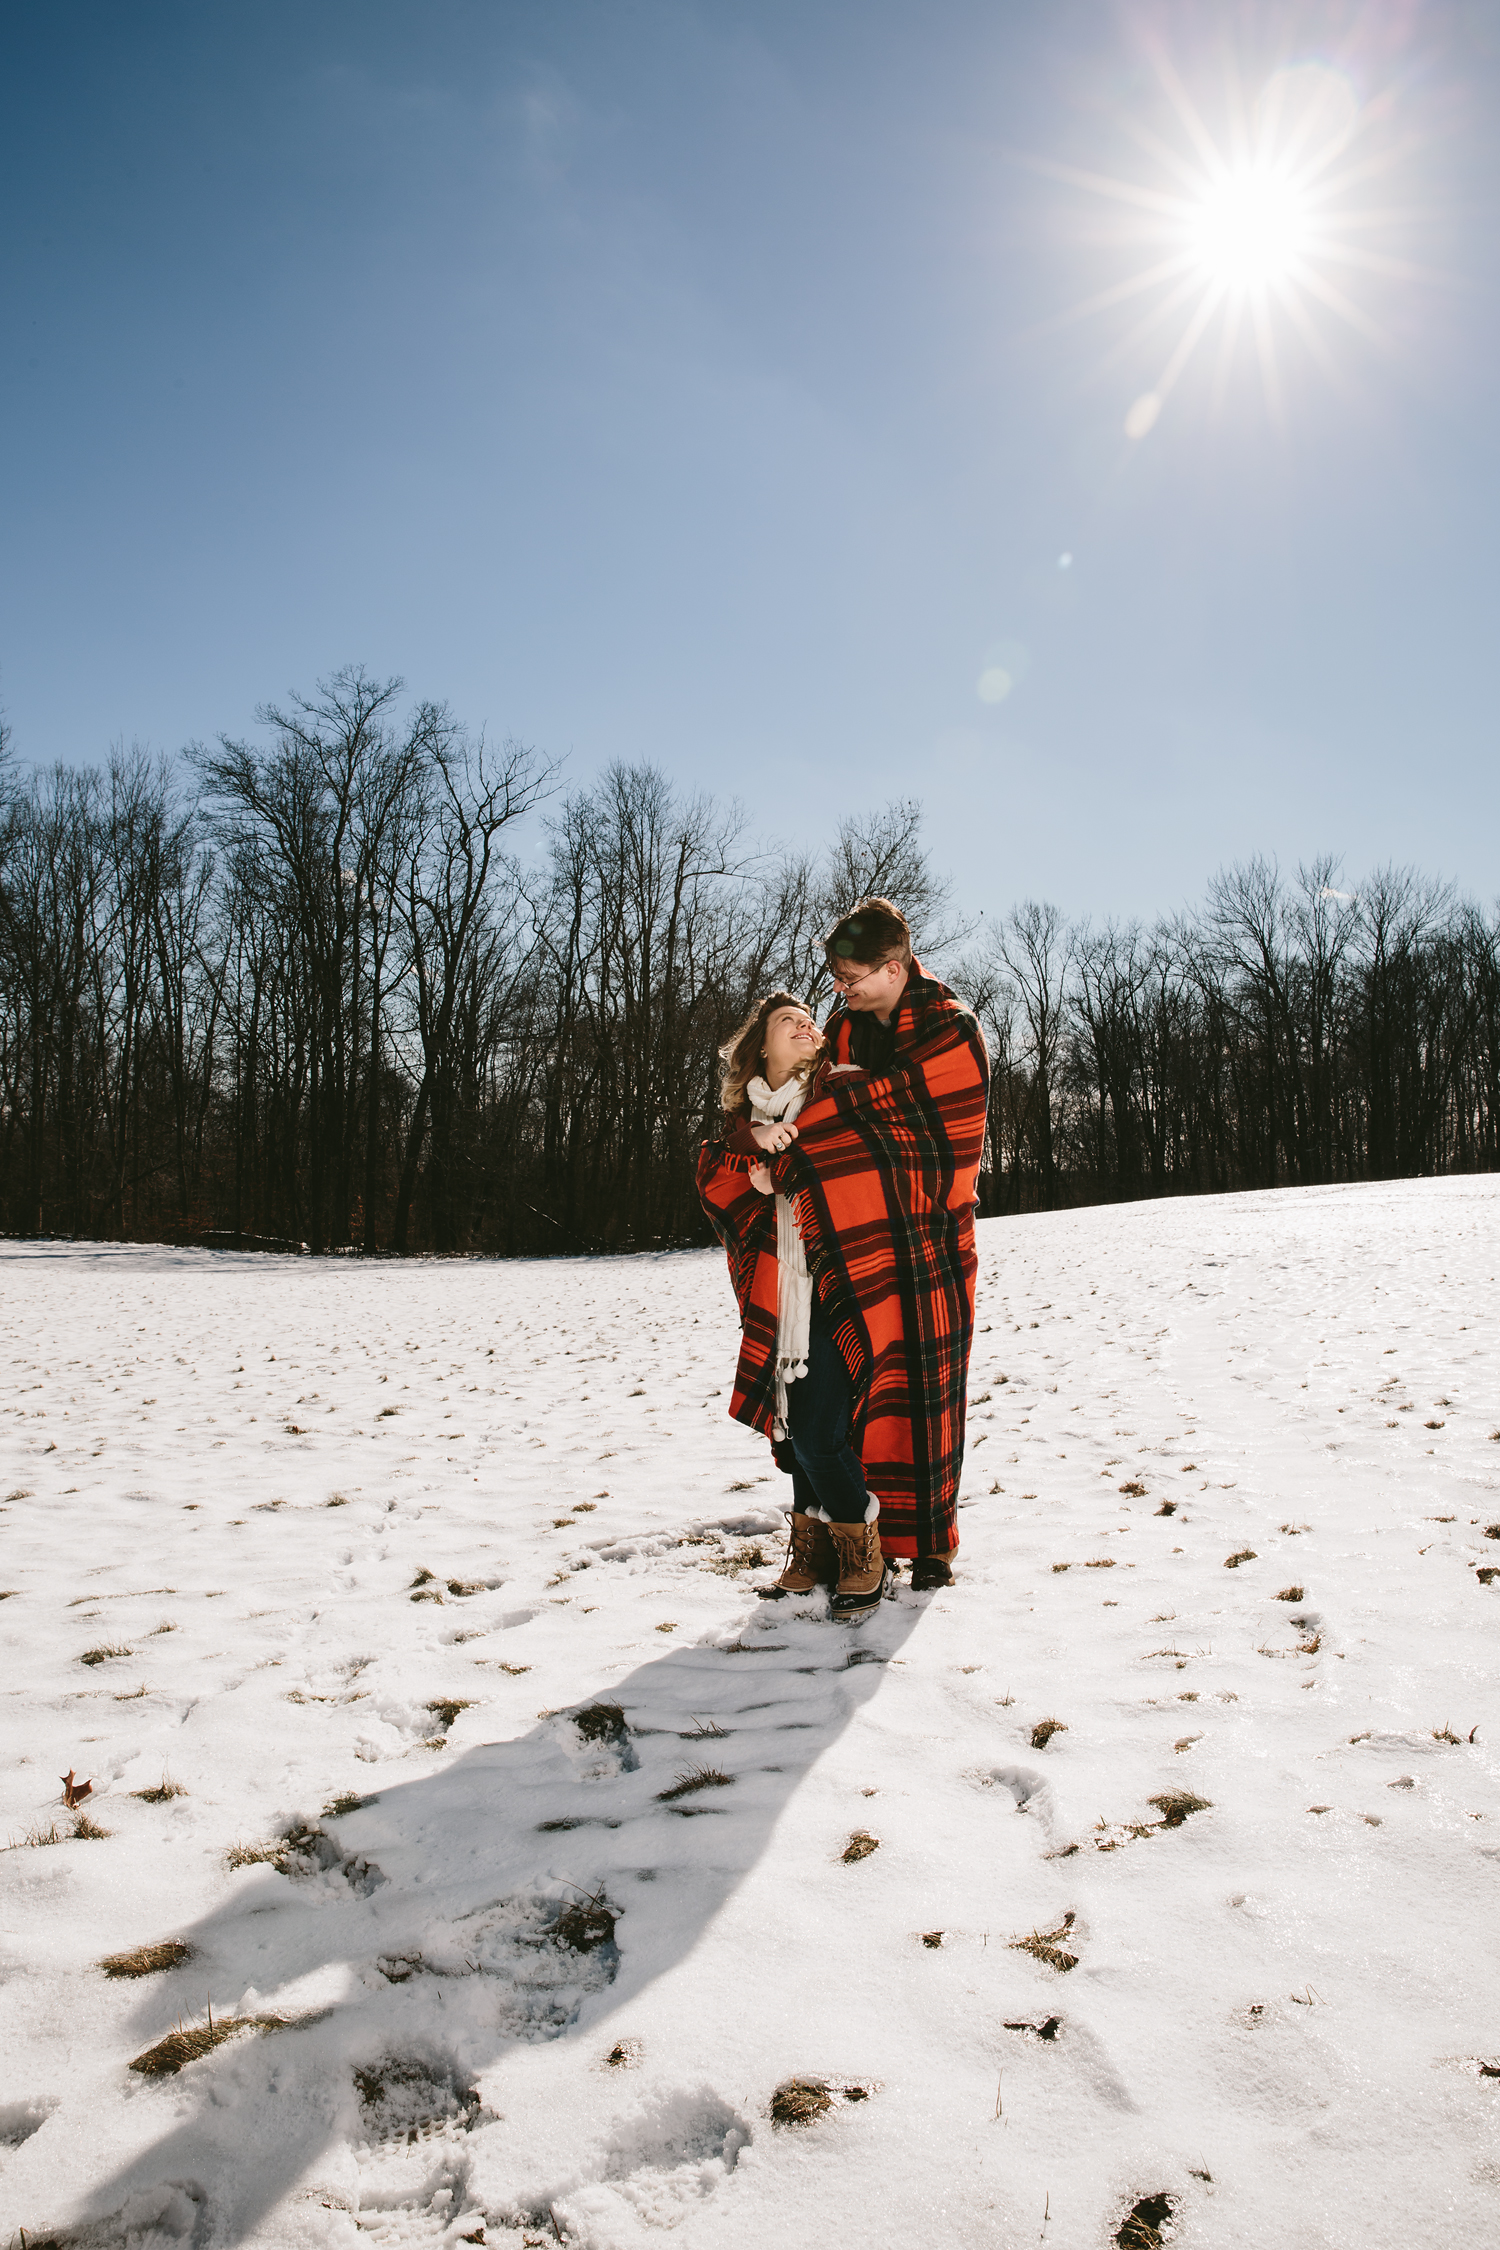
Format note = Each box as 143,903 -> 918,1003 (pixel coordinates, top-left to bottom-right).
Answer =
750,1119 -> 798,1153
748,1162 -> 773,1195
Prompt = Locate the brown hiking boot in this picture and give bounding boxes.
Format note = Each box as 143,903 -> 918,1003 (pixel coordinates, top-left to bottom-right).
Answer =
828,1520 -> 890,1622
761,1512 -> 835,1598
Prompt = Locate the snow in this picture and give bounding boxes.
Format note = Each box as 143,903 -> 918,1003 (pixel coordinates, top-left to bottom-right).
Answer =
1,1176 -> 1498,2250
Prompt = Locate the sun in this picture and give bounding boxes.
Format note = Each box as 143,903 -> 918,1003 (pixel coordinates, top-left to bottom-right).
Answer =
1184,170 -> 1312,289
1033,49 -> 1420,437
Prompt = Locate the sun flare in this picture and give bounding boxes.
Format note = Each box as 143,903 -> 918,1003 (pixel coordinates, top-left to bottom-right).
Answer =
1035,51 -> 1420,437
1185,170 -> 1312,289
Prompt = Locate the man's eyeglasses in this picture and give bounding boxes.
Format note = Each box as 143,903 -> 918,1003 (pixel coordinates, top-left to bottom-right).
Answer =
829,963 -> 887,993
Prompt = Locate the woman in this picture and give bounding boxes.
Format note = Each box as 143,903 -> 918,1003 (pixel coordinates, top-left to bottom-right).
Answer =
696,992 -> 889,1622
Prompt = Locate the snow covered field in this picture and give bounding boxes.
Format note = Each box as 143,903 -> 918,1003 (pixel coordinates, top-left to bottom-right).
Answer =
2,1177 -> 1498,2250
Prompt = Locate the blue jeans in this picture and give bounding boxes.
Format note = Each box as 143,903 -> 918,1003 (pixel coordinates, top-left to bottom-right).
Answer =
786,1306 -> 875,1525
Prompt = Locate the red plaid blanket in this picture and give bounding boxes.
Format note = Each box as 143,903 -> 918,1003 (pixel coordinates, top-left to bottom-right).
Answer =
697,960 -> 989,1557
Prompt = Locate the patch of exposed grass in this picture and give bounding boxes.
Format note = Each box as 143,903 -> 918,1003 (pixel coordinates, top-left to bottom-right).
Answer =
1051,1562 -> 1071,1573
133,1777 -> 187,1804
1010,1911 -> 1078,1974
604,2037 -> 643,2067
1118,1480 -> 1146,1497
1149,1790 -> 1212,1828
656,1765 -> 733,1802
323,1791 -> 377,1818
72,1812 -> 111,1839
79,1643 -> 133,1666
842,1830 -> 879,1863
706,1542 -> 768,1577
100,1940 -> 196,1978
1174,1734 -> 1203,1753
1155,1500 -> 1177,1517
1085,1558 -> 1116,1569
225,1838 -> 284,1871
129,2010 -> 286,2077
548,1890 -> 618,1953
680,1717 -> 727,1739
1223,1550 -> 1256,1569
497,1661 -> 531,1674
1116,2192 -> 1176,2248
1276,1585 -> 1304,1602
921,1930 -> 944,1948
425,1698 -> 473,1732
1030,1717 -> 1067,1749
574,1702 -> 627,1744
771,2078 -> 832,2126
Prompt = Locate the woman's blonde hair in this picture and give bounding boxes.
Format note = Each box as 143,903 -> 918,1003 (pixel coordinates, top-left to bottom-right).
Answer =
718,991 -> 823,1115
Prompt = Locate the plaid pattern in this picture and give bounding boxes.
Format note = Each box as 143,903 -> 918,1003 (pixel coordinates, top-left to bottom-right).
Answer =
697,960 -> 989,1557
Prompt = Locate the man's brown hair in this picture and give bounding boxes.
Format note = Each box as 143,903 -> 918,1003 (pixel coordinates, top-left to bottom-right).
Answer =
823,896 -> 912,972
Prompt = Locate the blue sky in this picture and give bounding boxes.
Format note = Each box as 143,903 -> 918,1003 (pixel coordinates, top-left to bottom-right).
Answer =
3,0 -> 1496,922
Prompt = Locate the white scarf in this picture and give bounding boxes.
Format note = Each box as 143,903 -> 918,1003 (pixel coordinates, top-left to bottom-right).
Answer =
746,1071 -> 814,1439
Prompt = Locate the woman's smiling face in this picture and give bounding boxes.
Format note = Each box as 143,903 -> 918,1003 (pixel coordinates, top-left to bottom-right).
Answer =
761,1004 -> 822,1086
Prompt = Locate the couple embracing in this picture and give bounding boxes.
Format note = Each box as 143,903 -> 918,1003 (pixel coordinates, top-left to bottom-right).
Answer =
697,898 -> 990,1622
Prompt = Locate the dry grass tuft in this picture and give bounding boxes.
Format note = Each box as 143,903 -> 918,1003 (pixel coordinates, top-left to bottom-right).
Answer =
1030,1717 -> 1068,1749
16,1821 -> 62,1848
129,2010 -> 286,2077
133,1777 -> 187,1804
574,1702 -> 627,1743
323,1791 -> 376,1818
497,1661 -> 532,1674
1432,1722 -> 1464,1744
1485,1524 -> 1500,1540
1149,1790 -> 1212,1828
79,1643 -> 133,1665
706,1542 -> 768,1577
1276,1585 -> 1305,1602
1085,1558 -> 1116,1569
1051,1562 -> 1071,1573
72,1812 -> 111,1839
548,1891 -> 618,1953
1155,1500 -> 1177,1516
1116,2191 -> 1176,2248
656,1765 -> 733,1802
1174,1735 -> 1203,1753
100,1939 -> 196,1978
1009,1910 -> 1078,1973
1118,1480 -> 1146,1497
424,1698 -> 473,1733
680,1716 -> 727,1738
1223,1550 -> 1256,1569
842,1830 -> 879,1863
225,1838 -> 284,1870
770,2077 -> 833,2126
604,2037 -> 643,2067
920,1930 -> 944,1948
1477,1567 -> 1497,1586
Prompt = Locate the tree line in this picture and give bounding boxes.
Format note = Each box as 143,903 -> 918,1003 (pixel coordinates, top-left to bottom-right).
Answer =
1,668 -> 1495,1255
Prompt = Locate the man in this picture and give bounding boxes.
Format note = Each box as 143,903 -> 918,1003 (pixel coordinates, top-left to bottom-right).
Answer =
764,897 -> 989,1597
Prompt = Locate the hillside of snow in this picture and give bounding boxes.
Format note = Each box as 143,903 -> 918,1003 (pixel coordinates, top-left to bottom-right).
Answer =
1,1177 -> 1498,2250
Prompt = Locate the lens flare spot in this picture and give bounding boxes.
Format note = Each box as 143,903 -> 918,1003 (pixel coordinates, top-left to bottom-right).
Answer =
976,667 -> 1014,705
1124,392 -> 1161,440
